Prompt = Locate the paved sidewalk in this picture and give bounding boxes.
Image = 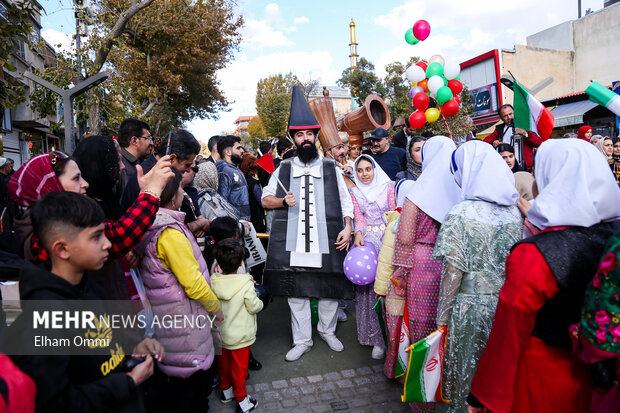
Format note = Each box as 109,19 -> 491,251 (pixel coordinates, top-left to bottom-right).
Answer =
208,363 -> 408,412
208,296 -> 409,412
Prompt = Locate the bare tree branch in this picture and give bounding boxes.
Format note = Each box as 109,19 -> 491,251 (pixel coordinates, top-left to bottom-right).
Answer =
93,0 -> 156,72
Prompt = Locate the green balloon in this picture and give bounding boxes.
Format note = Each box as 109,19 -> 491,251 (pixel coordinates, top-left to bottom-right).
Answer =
405,28 -> 419,45
436,86 -> 453,105
426,62 -> 444,78
441,76 -> 448,86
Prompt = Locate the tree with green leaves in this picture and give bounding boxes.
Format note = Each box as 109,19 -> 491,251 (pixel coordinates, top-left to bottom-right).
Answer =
247,115 -> 266,139
383,56 -> 420,123
0,0 -> 37,111
337,57 -> 385,107
255,73 -> 299,138
29,0 -> 242,137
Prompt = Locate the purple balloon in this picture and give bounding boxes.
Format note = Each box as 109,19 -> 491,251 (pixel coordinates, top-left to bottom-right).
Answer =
343,244 -> 378,286
410,86 -> 424,98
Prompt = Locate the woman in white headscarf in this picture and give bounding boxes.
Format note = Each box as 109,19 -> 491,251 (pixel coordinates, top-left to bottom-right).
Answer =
387,137 -> 462,407
349,154 -> 395,359
467,138 -> 620,413
432,140 -> 522,413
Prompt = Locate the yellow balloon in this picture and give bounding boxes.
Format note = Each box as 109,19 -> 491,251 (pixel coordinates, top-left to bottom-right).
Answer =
425,108 -> 440,123
411,82 -> 417,87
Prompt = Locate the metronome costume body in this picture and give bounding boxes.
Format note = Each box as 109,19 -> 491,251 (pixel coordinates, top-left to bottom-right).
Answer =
262,86 -> 353,360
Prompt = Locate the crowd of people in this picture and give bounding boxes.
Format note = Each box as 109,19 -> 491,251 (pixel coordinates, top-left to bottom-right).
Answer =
0,86 -> 619,413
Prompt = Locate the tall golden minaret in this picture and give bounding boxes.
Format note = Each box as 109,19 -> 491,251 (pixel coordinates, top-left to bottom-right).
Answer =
349,19 -> 358,69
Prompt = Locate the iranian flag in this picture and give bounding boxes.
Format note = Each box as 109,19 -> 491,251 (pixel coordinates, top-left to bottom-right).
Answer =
401,326 -> 449,403
586,81 -> 620,117
513,80 -> 554,140
394,302 -> 410,378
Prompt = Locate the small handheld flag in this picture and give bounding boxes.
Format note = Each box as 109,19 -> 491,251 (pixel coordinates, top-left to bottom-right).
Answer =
256,152 -> 288,194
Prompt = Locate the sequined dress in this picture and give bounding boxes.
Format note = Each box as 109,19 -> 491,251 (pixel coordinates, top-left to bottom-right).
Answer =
350,183 -> 395,347
432,200 -> 522,413
391,199 -> 442,413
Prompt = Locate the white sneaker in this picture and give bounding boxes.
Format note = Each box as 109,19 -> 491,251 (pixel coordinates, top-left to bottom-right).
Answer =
371,345 -> 385,359
320,334 -> 344,352
237,395 -> 258,412
285,344 -> 311,361
337,308 -> 348,322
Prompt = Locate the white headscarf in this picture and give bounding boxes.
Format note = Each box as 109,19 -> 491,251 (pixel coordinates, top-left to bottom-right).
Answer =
395,179 -> 415,208
528,138 -> 620,229
352,154 -> 391,203
405,136 -> 462,223
451,140 -> 519,206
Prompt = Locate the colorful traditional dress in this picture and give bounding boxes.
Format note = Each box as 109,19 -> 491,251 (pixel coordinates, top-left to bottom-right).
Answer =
433,200 -> 522,412
350,155 -> 395,348
433,140 -> 522,413
469,139 -> 620,413
388,137 -> 462,413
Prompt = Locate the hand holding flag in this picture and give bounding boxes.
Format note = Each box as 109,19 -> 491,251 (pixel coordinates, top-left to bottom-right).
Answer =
256,152 -> 289,194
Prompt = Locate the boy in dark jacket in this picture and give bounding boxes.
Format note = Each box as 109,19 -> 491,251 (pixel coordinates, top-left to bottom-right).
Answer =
2,192 -> 164,413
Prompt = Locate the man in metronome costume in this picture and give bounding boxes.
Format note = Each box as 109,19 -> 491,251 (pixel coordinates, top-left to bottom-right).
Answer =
262,86 -> 354,362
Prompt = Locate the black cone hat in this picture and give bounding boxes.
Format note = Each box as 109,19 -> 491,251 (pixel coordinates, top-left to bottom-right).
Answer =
287,85 -> 321,134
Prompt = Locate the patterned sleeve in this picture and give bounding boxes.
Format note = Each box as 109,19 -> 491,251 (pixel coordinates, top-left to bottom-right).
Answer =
387,182 -> 396,210
104,192 -> 159,257
350,190 -> 366,236
433,211 -> 469,326
392,198 -> 419,268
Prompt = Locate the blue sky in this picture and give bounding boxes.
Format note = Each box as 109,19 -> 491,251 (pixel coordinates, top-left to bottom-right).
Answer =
38,0 -> 603,141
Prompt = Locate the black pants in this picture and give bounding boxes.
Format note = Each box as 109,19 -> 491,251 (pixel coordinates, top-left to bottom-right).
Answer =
143,363 -> 216,413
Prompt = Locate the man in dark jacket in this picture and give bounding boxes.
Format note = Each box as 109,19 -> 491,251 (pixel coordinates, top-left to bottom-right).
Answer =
216,135 -> 250,220
483,104 -> 543,171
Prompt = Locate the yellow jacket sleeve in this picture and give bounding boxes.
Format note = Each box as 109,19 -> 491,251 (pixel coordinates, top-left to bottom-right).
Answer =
157,227 -> 220,313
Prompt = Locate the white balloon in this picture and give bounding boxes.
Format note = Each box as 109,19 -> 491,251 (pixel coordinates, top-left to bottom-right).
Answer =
406,65 -> 426,83
443,61 -> 461,80
428,54 -> 445,66
428,75 -> 444,94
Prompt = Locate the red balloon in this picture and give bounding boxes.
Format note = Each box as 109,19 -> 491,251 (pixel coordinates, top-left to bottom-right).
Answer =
418,78 -> 429,93
416,61 -> 428,71
440,99 -> 459,117
412,92 -> 430,111
447,79 -> 463,95
454,95 -> 461,105
412,20 -> 431,41
409,110 -> 426,129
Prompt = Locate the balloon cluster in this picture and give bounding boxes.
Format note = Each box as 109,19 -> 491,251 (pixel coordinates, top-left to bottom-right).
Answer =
405,56 -> 463,129
405,20 -> 431,45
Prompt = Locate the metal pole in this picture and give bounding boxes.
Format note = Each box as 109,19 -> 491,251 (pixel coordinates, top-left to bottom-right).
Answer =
578,0 -> 582,18
23,71 -> 108,154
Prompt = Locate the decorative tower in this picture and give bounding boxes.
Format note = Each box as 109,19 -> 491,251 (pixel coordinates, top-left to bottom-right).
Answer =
349,19 -> 358,69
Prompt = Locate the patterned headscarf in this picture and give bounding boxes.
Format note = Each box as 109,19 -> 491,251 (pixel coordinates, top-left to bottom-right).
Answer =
8,153 -> 64,207
580,230 -> 620,353
194,161 -> 219,193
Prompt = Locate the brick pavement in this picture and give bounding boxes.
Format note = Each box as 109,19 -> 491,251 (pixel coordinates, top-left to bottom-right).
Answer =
208,364 -> 408,412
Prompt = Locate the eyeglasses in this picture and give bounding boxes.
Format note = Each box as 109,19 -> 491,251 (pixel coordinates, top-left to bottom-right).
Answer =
50,151 -> 69,165
136,135 -> 153,141
184,166 -> 199,173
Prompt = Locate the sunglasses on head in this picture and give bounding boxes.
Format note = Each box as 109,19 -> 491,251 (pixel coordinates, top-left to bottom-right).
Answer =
50,151 -> 69,165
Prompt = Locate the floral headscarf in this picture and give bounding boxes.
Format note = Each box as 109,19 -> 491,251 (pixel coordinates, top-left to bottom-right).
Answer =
580,230 -> 620,353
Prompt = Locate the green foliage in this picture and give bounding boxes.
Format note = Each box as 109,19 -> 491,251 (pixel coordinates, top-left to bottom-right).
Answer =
255,73 -> 299,138
421,84 -> 474,138
337,57 -> 385,106
383,56 -> 419,123
0,0 -> 37,110
247,115 -> 266,139
28,0 -> 243,136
